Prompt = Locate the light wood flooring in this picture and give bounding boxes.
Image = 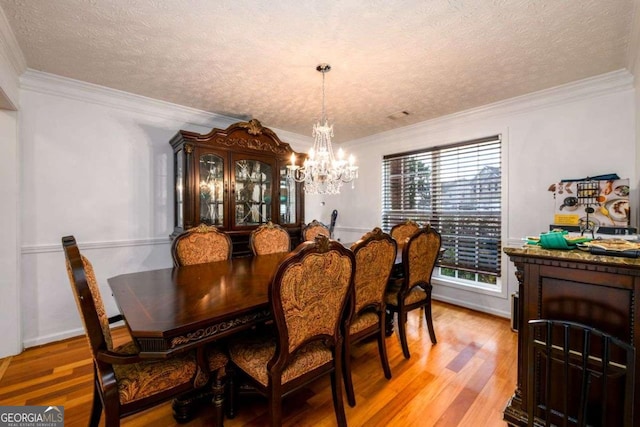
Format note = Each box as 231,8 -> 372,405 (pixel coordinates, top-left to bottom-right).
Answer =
0,301 -> 517,426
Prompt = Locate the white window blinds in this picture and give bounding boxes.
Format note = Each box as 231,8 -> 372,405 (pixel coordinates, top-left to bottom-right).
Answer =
382,135 -> 502,277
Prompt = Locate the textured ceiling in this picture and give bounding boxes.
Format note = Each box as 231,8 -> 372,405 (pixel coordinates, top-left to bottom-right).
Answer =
0,0 -> 635,142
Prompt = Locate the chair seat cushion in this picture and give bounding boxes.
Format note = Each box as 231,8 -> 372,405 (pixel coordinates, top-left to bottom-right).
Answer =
349,311 -> 379,335
112,342 -> 227,404
384,285 -> 427,307
228,337 -> 332,387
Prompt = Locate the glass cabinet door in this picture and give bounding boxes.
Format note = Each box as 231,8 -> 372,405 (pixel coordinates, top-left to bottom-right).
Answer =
234,158 -> 272,227
199,153 -> 225,226
175,148 -> 184,229
279,164 -> 297,225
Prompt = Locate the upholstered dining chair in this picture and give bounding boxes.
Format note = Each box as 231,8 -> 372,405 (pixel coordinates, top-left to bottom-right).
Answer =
62,235 -> 228,427
302,219 -> 330,241
385,224 -> 441,359
249,221 -> 291,255
343,227 -> 397,407
389,219 -> 421,250
227,235 -> 355,427
171,223 -> 233,266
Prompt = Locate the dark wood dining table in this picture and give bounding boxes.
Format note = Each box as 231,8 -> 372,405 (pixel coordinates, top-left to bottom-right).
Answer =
107,252 -> 290,358
108,243 -> 446,357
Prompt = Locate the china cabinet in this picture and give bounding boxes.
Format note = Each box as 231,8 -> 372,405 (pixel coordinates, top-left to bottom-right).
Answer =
169,119 -> 304,256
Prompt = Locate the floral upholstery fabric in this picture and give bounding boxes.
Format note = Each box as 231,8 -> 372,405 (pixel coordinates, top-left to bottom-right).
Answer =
384,285 -> 428,306
66,256 -> 114,350
228,337 -> 331,387
349,311 -> 378,335
251,223 -> 290,255
384,229 -> 440,306
113,345 -> 228,404
407,232 -> 440,289
175,226 -> 231,266
391,221 -> 420,249
279,251 -> 352,353
303,221 -> 330,241
227,237 -> 352,424
353,239 -> 396,313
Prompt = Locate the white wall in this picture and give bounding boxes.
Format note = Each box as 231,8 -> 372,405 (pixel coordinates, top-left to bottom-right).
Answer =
0,5 -> 25,357
18,71 -> 311,347
0,109 -> 21,357
309,70 -> 636,318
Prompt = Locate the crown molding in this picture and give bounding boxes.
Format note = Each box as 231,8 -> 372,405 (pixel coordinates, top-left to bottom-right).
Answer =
19,69 -> 312,146
0,6 -> 26,77
346,69 -> 634,148
20,69 -> 237,128
0,5 -> 26,109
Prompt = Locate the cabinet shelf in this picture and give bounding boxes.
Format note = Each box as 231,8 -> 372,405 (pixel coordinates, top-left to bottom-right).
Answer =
170,119 -> 305,256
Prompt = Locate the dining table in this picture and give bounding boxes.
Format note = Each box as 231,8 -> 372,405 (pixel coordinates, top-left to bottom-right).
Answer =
107,252 -> 290,358
107,244 -> 445,357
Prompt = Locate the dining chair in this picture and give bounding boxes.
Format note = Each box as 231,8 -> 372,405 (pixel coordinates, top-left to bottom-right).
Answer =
227,234 -> 355,427
389,219 -> 421,251
343,227 -> 397,407
527,319 -> 635,427
302,219 -> 330,241
171,223 -> 233,266
249,221 -> 291,255
62,235 -> 228,427
385,224 -> 441,359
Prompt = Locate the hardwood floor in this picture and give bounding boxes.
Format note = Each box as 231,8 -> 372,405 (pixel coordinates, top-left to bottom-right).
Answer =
0,301 -> 517,426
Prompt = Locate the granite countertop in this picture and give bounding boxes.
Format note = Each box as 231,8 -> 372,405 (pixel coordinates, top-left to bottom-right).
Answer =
503,245 -> 640,267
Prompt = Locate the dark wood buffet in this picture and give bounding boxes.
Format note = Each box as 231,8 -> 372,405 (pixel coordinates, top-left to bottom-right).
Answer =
503,246 -> 639,426
169,119 -> 305,257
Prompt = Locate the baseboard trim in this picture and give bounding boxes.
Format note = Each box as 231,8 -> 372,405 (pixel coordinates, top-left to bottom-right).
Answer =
22,327 -> 85,349
433,294 -> 510,320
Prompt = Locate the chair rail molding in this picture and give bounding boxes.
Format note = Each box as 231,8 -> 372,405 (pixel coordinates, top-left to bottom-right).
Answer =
22,236 -> 171,254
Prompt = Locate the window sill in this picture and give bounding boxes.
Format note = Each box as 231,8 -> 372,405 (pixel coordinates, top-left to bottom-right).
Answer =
433,275 -> 507,299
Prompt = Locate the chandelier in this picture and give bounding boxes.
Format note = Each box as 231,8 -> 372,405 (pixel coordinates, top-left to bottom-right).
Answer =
287,63 -> 358,195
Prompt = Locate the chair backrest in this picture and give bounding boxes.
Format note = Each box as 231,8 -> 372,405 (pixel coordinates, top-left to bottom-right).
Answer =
249,221 -> 291,255
350,228 -> 397,315
401,224 -> 441,292
62,235 -> 113,358
390,219 -> 421,249
527,319 -> 635,427
302,219 -> 330,241
270,235 -> 355,361
171,224 -> 232,266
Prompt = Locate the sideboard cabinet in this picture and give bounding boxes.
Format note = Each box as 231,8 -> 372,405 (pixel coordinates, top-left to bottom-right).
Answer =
169,119 -> 304,256
503,246 -> 639,426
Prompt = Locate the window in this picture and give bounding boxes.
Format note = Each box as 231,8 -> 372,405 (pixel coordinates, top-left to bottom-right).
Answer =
382,135 -> 502,285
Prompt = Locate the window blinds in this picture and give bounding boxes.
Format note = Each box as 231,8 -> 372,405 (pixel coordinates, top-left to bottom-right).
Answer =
382,135 -> 502,276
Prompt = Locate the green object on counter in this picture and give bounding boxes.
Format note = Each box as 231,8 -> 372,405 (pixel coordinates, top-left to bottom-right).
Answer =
539,231 -> 572,249
537,230 -> 591,250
